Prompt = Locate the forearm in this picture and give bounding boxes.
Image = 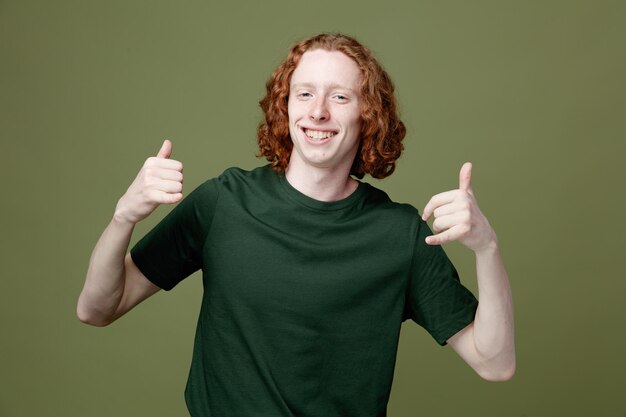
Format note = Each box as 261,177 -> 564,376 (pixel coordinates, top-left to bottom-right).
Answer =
77,214 -> 135,326
472,240 -> 515,377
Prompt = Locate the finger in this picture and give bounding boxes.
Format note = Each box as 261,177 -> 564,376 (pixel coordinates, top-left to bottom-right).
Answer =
425,224 -> 465,246
149,189 -> 183,205
431,213 -> 465,234
166,192 -> 183,204
433,201 -> 466,218
153,179 -> 183,194
145,156 -> 183,172
421,190 -> 459,221
156,139 -> 172,159
459,162 -> 472,192
152,168 -> 184,182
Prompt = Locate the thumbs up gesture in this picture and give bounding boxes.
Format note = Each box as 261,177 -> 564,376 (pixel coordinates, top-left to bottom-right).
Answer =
114,140 -> 184,225
421,162 -> 496,253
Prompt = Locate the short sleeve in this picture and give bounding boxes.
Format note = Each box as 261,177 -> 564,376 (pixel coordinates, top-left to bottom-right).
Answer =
130,179 -> 220,291
404,219 -> 478,345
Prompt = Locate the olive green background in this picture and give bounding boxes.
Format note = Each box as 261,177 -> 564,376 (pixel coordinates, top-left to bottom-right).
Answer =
1,1 -> 624,416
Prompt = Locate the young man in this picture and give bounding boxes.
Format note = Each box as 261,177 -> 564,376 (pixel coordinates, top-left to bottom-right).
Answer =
78,33 -> 515,416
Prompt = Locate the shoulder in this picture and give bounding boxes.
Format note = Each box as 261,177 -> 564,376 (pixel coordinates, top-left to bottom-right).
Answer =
361,181 -> 420,220
213,165 -> 276,186
192,165 -> 280,207
357,181 -> 423,243
191,165 -> 273,193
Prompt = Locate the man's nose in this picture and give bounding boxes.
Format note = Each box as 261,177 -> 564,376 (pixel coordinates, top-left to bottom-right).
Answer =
309,98 -> 330,122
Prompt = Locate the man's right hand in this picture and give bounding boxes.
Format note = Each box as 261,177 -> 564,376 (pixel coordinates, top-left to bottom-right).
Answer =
114,139 -> 184,224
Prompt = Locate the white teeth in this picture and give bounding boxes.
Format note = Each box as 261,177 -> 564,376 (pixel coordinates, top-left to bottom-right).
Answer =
304,129 -> 336,140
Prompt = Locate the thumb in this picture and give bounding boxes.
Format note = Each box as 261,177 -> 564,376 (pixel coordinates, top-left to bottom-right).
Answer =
156,139 -> 172,159
459,162 -> 473,192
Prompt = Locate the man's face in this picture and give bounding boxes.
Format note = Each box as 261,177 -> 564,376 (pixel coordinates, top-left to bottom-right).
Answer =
287,49 -> 362,173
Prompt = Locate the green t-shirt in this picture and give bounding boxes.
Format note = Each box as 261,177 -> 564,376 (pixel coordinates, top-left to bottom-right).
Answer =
130,165 -> 478,417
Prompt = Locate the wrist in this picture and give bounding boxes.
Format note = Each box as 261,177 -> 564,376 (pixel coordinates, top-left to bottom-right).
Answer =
474,235 -> 499,257
112,210 -> 138,228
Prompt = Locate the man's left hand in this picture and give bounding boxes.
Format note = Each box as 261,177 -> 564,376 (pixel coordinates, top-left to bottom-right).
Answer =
421,162 -> 497,252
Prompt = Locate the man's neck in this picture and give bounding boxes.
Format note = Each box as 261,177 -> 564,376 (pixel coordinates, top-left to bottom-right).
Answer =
284,163 -> 358,202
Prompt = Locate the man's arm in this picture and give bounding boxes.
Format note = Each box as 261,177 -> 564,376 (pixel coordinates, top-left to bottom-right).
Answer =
77,140 -> 183,326
77,219 -> 160,326
422,162 -> 515,381
445,243 -> 515,381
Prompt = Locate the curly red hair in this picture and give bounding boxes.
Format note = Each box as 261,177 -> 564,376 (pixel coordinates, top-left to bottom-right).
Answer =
257,33 -> 406,179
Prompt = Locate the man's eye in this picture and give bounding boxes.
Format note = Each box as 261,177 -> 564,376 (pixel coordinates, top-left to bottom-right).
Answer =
335,95 -> 348,101
298,92 -> 312,98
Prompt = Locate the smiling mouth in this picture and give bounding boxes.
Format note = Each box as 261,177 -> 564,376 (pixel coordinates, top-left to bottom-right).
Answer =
302,127 -> 338,141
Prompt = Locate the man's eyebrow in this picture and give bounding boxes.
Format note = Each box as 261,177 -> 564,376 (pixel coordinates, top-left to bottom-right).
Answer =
290,82 -> 358,94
